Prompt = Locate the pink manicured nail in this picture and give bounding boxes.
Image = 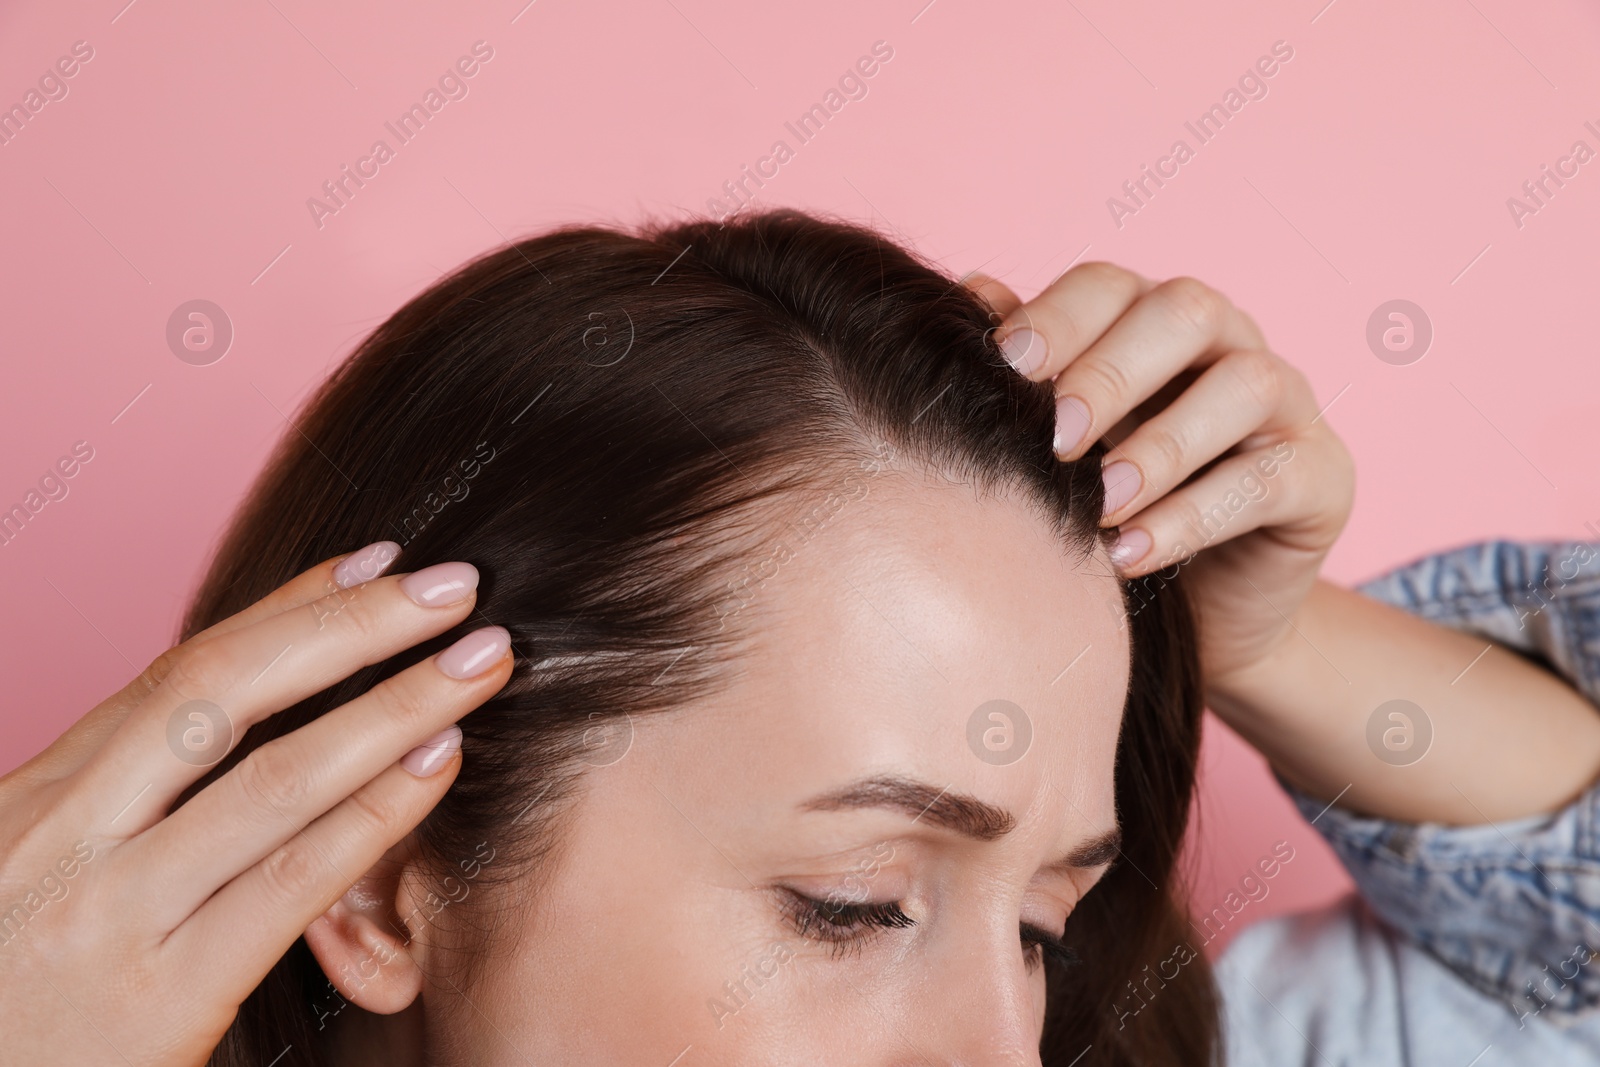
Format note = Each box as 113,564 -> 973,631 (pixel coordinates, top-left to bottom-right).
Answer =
1101,461 -> 1142,515
333,541 -> 402,589
400,562 -> 479,607
402,725 -> 462,777
436,625 -> 510,679
1054,396 -> 1092,456
1000,327 -> 1048,377
1109,528 -> 1152,569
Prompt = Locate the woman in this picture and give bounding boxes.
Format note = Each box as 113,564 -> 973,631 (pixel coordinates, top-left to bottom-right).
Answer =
3,209 -> 1599,1065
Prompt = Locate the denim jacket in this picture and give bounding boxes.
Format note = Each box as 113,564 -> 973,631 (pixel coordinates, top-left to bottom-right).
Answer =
1215,540 -> 1600,1066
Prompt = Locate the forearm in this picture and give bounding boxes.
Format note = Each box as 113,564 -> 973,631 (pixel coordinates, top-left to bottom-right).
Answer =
1206,578 -> 1600,825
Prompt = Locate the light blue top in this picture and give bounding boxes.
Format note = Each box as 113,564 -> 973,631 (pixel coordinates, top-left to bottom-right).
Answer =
1216,540 -> 1600,1066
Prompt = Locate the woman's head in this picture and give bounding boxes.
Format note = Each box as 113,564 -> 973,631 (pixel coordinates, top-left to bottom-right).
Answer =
188,209 -> 1215,1065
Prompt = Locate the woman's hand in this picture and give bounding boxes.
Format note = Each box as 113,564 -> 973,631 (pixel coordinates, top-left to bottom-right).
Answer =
968,264 -> 1354,686
970,265 -> 1600,825
0,542 -> 513,1067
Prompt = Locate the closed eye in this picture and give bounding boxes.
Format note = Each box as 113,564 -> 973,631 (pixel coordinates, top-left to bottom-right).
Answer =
1021,922 -> 1080,973
779,889 -> 1082,973
779,890 -> 917,958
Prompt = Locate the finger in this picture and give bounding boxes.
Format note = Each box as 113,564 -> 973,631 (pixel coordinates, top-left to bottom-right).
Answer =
187,541 -> 404,646
1044,276 -> 1273,462
1097,349 -> 1319,525
18,543 -> 406,788
171,747 -> 463,1010
78,561 -> 483,835
993,262 -> 1157,381
962,272 -> 1023,320
1105,441 -> 1307,577
131,625 -> 511,928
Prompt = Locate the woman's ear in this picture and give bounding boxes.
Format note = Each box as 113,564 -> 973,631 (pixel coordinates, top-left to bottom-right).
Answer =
302,839 -> 427,1015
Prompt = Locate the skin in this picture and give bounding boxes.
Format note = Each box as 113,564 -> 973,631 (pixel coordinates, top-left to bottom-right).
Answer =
1206,580 -> 1600,824
326,470 -> 1133,1065
978,264 -> 1600,824
3,265 -> 1598,1065
0,555 -> 510,1066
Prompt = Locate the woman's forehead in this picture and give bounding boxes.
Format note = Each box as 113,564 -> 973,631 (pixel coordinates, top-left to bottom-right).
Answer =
634,468 -> 1131,833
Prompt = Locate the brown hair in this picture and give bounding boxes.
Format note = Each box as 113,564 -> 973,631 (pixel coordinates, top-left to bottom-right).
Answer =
186,207 -> 1218,1065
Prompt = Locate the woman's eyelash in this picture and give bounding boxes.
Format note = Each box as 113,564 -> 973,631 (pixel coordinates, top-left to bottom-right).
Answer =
780,890 -> 1082,972
780,890 -> 917,954
1021,923 -> 1081,973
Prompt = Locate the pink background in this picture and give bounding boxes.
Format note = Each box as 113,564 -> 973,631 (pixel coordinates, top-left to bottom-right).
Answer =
4,0 -> 1599,955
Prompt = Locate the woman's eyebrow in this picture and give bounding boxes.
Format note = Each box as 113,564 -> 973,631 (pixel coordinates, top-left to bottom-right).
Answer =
1040,826 -> 1123,873
798,774 -> 1122,869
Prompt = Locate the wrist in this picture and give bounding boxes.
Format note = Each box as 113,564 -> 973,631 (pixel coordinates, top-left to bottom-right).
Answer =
1202,580 -> 1335,727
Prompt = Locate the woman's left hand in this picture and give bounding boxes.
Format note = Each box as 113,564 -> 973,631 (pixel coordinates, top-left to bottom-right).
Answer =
966,264 -> 1353,687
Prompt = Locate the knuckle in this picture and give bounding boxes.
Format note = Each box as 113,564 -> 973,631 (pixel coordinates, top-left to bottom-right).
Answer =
134,644 -> 187,697
1256,467 -> 1302,520
161,640 -> 236,700
260,841 -> 325,902
1047,263 -> 1142,353
1140,424 -> 1189,482
1072,357 -> 1135,411
1168,494 -> 1205,531
350,592 -> 396,644
1225,348 -> 1284,414
236,742 -> 314,815
1189,473 -> 1266,538
1236,306 -> 1269,347
1280,438 -> 1350,514
1283,361 -> 1316,404
320,587 -> 385,643
1044,312 -> 1082,358
1158,276 -> 1226,336
376,669 -> 439,734
347,782 -> 405,839
1072,260 -> 1140,295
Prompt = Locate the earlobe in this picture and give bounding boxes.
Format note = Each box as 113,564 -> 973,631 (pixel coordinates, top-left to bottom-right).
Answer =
302,862 -> 426,1015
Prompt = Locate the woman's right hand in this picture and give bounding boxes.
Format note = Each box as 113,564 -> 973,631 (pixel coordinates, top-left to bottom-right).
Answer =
0,542 -> 514,1067
968,265 -> 1352,683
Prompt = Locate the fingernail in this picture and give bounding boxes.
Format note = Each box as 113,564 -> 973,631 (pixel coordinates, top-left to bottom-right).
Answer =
1000,326 -> 1047,378
1054,396 -> 1092,456
1101,461 -> 1142,516
436,625 -> 510,679
1109,529 -> 1152,569
400,562 -> 480,607
402,725 -> 462,777
333,541 -> 402,589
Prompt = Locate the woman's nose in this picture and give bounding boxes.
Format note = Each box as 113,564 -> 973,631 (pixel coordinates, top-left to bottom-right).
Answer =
885,930 -> 1047,1067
